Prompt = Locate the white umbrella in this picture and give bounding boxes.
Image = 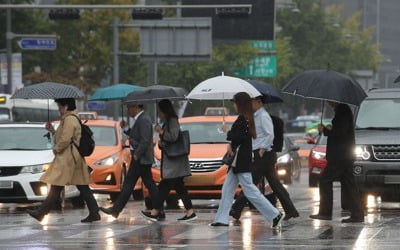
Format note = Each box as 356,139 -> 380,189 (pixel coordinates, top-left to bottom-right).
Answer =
187,74 -> 261,100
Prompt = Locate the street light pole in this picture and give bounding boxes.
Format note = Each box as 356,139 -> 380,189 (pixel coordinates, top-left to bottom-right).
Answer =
112,17 -> 120,121
6,0 -> 12,94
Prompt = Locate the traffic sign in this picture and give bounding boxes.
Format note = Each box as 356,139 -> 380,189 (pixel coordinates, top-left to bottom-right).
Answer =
87,101 -> 106,110
235,55 -> 277,78
251,40 -> 276,52
18,38 -> 57,50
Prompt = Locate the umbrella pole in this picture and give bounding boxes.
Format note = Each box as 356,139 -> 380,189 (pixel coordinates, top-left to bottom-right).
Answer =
47,99 -> 50,122
319,100 -> 325,135
120,102 -> 123,121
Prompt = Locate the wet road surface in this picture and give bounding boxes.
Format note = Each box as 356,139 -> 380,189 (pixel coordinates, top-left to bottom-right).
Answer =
1,168 -> 400,249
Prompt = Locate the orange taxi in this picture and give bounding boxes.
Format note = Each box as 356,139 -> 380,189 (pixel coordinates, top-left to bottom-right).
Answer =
83,119 -> 143,202
143,115 -> 239,208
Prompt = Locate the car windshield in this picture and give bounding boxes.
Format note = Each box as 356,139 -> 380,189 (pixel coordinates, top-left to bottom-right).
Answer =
89,126 -> 118,146
356,99 -> 400,129
180,122 -> 232,143
0,127 -> 54,150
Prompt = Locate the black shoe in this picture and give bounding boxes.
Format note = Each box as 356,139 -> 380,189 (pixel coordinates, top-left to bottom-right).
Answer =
141,211 -> 159,222
26,209 -> 45,222
283,211 -> 299,221
229,209 -> 241,220
341,216 -> 364,223
271,212 -> 285,229
177,213 -> 197,221
81,213 -> 101,223
209,222 -> 229,227
158,211 -> 166,221
99,207 -> 120,219
309,214 -> 332,220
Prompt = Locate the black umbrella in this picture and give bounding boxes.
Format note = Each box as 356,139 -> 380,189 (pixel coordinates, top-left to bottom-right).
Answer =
394,75 -> 400,83
124,85 -> 188,104
282,70 -> 367,106
11,82 -> 84,99
246,80 -> 283,103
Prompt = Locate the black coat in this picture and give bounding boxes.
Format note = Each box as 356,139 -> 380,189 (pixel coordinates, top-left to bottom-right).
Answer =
227,115 -> 253,174
323,103 -> 355,162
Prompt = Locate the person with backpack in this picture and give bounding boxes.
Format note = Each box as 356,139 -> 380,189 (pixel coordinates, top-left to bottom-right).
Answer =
27,98 -> 101,223
230,95 -> 299,221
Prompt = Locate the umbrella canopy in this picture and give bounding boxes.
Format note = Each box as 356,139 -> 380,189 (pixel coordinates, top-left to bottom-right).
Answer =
88,83 -> 143,101
124,85 -> 188,104
394,75 -> 400,83
11,82 -> 84,99
282,70 -> 367,106
187,75 -> 261,100
246,80 -> 283,103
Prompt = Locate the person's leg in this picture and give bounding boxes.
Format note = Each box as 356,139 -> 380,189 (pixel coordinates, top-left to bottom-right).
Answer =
27,185 -> 64,221
316,161 -> 341,217
76,185 -> 99,214
112,158 -> 141,212
238,172 -> 280,222
140,164 -> 161,212
174,177 -> 193,211
231,159 -> 264,215
340,161 -> 364,220
213,169 -> 239,224
157,179 -> 173,213
262,151 -> 298,216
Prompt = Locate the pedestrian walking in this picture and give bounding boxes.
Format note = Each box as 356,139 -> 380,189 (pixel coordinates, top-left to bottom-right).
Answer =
141,99 -> 196,221
210,92 -> 284,228
100,103 -> 161,219
230,96 -> 299,220
310,101 -> 364,223
26,98 -> 101,223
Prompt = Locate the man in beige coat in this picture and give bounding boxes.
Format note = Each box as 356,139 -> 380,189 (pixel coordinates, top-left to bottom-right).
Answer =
27,98 -> 101,223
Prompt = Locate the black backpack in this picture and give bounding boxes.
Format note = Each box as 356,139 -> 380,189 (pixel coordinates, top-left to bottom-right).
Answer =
270,115 -> 284,152
69,114 -> 95,157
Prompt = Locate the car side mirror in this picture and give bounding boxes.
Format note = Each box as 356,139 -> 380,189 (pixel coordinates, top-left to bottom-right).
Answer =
290,145 -> 300,151
122,139 -> 130,149
307,138 -> 316,144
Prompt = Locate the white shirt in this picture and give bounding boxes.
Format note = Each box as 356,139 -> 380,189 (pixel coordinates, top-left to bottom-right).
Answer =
252,107 -> 274,151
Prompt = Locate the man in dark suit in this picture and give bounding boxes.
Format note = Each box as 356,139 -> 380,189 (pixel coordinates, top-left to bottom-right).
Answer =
100,104 -> 161,218
310,101 -> 364,223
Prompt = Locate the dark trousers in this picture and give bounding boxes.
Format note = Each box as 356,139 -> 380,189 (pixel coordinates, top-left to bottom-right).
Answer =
158,177 -> 193,211
232,150 -> 298,215
318,160 -> 363,217
38,185 -> 99,214
113,157 -> 160,212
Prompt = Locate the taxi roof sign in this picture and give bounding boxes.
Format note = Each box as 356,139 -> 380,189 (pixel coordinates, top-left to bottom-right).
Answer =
0,96 -> 6,104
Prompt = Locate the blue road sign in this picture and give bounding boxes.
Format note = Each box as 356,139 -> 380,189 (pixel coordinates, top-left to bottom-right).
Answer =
18,38 -> 57,50
87,101 -> 106,111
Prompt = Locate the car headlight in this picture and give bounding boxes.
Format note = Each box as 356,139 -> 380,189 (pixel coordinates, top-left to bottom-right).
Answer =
94,153 -> 119,167
20,163 -> 51,174
153,158 -> 161,169
277,154 -> 290,163
312,151 -> 326,160
354,145 -> 371,161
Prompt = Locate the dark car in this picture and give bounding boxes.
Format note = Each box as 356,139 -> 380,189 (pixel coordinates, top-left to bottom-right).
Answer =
353,88 -> 400,204
275,136 -> 301,184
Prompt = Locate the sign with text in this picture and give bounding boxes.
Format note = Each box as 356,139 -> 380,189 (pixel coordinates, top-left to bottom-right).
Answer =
235,55 -> 277,78
18,38 -> 57,50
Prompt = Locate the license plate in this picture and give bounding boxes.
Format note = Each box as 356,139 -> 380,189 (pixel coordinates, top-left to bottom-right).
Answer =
0,181 -> 13,189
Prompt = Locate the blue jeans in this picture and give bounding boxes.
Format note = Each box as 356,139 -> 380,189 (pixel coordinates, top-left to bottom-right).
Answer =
214,169 -> 280,224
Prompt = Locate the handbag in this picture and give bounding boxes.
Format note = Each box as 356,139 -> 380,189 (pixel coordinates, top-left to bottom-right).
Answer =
163,130 -> 190,157
222,145 -> 240,167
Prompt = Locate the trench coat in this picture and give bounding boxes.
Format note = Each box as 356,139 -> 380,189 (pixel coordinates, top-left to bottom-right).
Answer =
159,117 -> 191,179
40,111 -> 92,186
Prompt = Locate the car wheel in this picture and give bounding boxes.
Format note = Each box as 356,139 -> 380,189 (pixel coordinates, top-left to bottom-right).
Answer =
309,173 -> 319,187
70,196 -> 85,209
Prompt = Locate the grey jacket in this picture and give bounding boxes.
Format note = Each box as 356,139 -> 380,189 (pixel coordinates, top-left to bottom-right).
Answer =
160,117 -> 191,179
127,111 -> 154,165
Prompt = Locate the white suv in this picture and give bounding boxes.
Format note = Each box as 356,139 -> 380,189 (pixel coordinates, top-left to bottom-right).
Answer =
0,122 -> 80,203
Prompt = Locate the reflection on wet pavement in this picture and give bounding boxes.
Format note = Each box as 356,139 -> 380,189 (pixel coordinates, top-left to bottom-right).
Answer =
1,169 -> 400,249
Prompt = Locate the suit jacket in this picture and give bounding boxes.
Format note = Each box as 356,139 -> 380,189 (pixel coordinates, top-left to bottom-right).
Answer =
126,111 -> 154,165
323,103 -> 355,162
227,115 -> 253,174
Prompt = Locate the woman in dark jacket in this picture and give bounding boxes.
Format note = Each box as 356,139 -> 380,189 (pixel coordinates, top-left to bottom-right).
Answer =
210,92 -> 284,228
141,99 -> 196,221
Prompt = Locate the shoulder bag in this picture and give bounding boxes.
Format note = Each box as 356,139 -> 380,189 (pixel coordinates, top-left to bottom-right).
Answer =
163,130 -> 190,157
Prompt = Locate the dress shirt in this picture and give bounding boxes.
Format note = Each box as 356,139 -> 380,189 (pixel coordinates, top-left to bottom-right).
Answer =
252,107 -> 274,151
